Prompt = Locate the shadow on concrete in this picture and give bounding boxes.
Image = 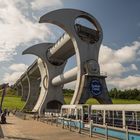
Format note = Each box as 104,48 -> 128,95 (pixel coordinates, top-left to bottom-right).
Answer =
0,125 -> 4,138
6,122 -> 14,125
0,122 -> 14,125
7,136 -> 36,140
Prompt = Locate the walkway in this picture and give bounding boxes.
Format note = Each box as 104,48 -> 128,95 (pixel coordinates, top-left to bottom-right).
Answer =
0,115 -> 105,140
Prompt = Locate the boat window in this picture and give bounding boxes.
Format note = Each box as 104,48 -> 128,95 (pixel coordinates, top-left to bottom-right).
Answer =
77,109 -> 82,120
105,110 -> 123,128
83,105 -> 90,122
125,111 -> 140,131
61,108 -> 69,118
91,110 -> 103,125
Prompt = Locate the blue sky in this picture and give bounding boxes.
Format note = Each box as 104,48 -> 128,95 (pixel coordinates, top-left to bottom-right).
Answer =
0,0 -> 140,90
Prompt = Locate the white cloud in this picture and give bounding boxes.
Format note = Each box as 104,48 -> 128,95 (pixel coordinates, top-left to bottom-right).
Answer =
114,41 -> 140,63
3,72 -> 24,85
100,41 -> 140,64
64,81 -> 76,89
3,63 -> 28,84
9,63 -> 28,72
108,75 -> 140,90
99,41 -> 140,89
99,41 -> 140,77
0,0 -> 52,62
0,0 -> 64,84
129,64 -> 138,71
99,45 -> 114,64
31,0 -> 63,10
100,62 -> 126,77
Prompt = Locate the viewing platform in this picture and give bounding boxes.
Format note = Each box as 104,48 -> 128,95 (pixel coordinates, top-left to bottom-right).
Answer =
0,115 -> 110,140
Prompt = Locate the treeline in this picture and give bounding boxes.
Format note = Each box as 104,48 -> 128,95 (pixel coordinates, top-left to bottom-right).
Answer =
1,86 -> 140,101
63,89 -> 74,96
109,88 -> 140,101
63,88 -> 140,101
0,87 -> 16,97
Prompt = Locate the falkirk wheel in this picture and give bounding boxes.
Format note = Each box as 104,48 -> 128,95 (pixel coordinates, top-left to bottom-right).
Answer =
20,9 -> 112,115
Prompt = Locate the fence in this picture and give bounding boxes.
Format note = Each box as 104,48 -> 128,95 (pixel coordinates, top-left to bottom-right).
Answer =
14,112 -> 140,140
39,116 -> 118,140
15,111 -> 34,120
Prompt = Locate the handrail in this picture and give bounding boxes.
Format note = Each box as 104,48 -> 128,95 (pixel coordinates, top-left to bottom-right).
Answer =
25,114 -> 140,139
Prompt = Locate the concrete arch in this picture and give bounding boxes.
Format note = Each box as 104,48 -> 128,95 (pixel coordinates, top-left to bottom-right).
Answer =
14,60 -> 42,112
23,45 -> 65,115
21,76 -> 29,101
22,62 -> 41,112
32,58 -> 47,113
15,82 -> 23,96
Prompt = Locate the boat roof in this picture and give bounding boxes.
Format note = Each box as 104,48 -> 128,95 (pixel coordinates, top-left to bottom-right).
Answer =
91,104 -> 140,111
61,104 -> 89,109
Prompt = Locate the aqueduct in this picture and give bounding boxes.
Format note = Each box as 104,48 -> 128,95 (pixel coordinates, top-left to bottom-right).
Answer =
14,9 -> 112,115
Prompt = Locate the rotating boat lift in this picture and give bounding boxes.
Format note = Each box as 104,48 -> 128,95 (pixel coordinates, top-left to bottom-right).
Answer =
20,9 -> 112,114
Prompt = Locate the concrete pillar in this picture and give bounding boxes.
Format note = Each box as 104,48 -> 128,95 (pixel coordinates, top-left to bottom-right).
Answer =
16,82 -> 23,96
32,59 -> 47,113
78,75 -> 112,104
21,77 -> 29,101
22,68 -> 41,111
23,45 -> 65,115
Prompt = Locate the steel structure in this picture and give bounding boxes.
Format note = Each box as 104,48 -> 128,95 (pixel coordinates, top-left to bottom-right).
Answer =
15,9 -> 112,114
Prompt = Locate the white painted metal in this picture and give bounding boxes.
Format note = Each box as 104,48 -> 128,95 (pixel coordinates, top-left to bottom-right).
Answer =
52,67 -> 77,86
91,104 -> 140,111
32,58 -> 47,112
122,110 -> 125,129
61,104 -> 83,109
48,33 -> 72,59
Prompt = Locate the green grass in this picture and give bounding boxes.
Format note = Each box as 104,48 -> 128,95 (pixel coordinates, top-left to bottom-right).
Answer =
0,96 -> 140,111
0,96 -> 25,110
64,96 -> 140,104
64,96 -> 72,104
112,99 -> 140,104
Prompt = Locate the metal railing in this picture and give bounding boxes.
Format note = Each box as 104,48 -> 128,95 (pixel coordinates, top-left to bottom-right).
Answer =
14,111 -> 34,120
38,115 -> 117,140
14,113 -> 140,140
39,115 -> 140,140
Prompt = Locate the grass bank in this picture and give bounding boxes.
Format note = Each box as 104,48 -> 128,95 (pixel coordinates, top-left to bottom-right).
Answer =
1,96 -> 140,110
64,96 -> 140,104
0,96 -> 25,110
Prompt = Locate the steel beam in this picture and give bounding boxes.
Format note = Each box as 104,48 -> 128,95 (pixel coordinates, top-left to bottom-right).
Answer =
52,67 -> 77,86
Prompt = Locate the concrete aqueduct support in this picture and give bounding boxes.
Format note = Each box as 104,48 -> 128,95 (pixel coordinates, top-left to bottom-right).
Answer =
22,61 -> 41,111
31,59 -> 47,113
23,46 -> 66,115
14,60 -> 41,112
21,75 -> 29,102
23,9 -> 112,114
15,82 -> 23,96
